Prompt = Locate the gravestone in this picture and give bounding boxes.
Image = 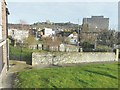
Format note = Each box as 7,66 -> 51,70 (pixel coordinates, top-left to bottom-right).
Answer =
38,44 -> 43,50
59,44 -> 65,52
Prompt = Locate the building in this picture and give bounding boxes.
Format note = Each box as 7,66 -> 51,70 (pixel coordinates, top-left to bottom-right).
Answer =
83,16 -> 109,31
40,28 -> 55,37
81,16 -> 109,44
67,32 -> 78,45
0,0 -> 9,87
8,29 -> 29,43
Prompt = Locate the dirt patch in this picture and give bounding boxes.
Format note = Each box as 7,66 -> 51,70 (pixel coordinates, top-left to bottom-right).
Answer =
9,60 -> 32,72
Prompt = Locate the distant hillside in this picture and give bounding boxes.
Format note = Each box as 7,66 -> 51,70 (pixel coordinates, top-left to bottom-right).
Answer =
32,22 -> 80,30
8,22 -> 81,31
8,24 -> 31,30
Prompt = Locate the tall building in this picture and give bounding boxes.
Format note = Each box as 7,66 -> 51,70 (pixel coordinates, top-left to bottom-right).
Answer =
83,16 -> 109,31
0,0 -> 9,88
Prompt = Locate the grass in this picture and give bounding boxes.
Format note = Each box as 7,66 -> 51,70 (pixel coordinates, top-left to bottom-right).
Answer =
9,45 -> 32,60
9,45 -> 41,64
9,45 -> 57,62
15,62 -> 118,88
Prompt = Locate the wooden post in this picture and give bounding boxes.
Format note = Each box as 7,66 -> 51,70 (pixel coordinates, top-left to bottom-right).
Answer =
116,49 -> 119,61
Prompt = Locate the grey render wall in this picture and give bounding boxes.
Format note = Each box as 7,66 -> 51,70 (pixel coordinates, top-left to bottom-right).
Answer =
83,16 -> 109,30
32,52 -> 116,66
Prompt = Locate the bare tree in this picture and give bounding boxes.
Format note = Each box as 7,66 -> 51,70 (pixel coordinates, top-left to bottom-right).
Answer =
24,35 -> 37,47
42,37 -> 52,51
18,20 -> 34,48
42,36 -> 62,51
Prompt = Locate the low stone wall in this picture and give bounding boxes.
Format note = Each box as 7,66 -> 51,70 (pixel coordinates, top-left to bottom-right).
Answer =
32,52 -> 116,66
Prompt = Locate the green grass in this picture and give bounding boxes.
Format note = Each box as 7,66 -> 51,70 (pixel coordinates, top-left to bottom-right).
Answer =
9,45 -> 32,63
9,45 -> 41,64
9,45 -> 55,62
15,62 -> 118,88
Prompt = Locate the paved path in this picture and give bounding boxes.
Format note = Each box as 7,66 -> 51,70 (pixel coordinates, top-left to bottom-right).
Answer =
1,60 -> 31,89
1,71 -> 15,88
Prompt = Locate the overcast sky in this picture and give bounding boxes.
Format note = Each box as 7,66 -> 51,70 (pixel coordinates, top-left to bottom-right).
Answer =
6,0 -> 119,30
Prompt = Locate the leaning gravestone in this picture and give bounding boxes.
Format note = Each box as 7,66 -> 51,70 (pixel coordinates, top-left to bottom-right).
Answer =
59,44 -> 65,52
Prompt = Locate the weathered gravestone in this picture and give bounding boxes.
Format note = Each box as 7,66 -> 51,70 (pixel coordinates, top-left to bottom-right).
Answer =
59,44 -> 65,52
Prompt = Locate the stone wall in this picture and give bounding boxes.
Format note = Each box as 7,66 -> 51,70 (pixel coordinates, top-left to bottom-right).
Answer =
32,52 -> 116,66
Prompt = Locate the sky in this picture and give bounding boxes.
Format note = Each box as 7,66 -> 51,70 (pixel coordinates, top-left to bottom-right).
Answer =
6,0 -> 119,30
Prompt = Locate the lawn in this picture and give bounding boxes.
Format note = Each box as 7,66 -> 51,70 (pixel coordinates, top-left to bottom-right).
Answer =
15,62 -> 118,88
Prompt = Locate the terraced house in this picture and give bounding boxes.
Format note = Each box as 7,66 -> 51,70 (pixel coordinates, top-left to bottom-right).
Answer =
0,0 -> 9,87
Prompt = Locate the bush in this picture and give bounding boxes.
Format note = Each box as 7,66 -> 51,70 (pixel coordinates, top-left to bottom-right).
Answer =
95,45 -> 112,52
81,42 -> 94,52
9,45 -> 33,64
82,42 -> 94,49
81,42 -> 112,52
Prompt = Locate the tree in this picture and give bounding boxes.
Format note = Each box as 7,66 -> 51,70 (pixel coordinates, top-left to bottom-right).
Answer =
42,36 -> 62,51
80,33 -> 97,44
24,35 -> 37,47
117,32 -> 120,44
97,30 -> 118,47
42,37 -> 52,51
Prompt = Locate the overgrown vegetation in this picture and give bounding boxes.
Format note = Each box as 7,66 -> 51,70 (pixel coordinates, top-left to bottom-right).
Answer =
15,62 -> 118,88
81,42 -> 112,52
9,45 -> 39,64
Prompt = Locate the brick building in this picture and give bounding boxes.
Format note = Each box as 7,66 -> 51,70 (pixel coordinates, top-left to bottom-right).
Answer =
0,0 -> 9,88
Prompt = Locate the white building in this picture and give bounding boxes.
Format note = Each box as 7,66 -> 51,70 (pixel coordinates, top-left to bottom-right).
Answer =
43,28 -> 55,37
41,28 -> 55,37
68,32 -> 78,45
8,29 -> 29,42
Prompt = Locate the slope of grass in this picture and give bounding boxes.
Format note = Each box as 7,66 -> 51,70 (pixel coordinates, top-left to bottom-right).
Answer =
15,62 -> 118,88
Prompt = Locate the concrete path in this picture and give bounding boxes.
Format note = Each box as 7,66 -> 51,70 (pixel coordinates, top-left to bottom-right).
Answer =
0,60 -> 31,89
1,71 -> 15,88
